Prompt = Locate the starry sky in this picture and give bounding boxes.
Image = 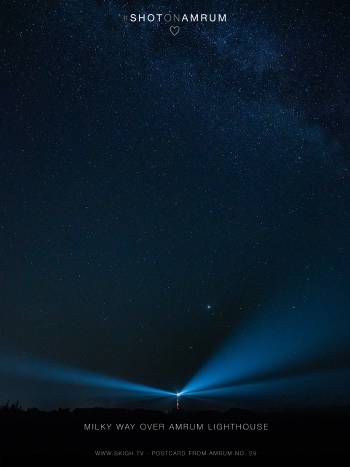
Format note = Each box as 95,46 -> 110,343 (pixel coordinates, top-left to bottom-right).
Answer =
1,0 -> 350,408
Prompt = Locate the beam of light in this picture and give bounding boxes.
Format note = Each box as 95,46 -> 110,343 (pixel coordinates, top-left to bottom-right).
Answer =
183,368 -> 350,407
0,354 -> 175,399
182,283 -> 350,399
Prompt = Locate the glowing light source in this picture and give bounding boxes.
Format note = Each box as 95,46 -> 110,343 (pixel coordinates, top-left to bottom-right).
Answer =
176,391 -> 182,410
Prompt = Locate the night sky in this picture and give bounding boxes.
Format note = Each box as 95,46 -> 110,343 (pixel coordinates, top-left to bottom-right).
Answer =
1,0 -> 350,408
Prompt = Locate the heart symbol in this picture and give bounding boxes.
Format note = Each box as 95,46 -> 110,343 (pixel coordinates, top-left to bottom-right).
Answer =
170,26 -> 180,36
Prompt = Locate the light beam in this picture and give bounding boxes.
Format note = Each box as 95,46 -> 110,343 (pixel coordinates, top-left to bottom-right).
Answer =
0,354 -> 174,399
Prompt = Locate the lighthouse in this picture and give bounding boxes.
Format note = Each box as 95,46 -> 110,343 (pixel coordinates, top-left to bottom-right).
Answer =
176,392 -> 181,410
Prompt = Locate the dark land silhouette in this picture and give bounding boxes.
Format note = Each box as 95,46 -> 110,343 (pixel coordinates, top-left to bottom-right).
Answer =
0,403 -> 349,466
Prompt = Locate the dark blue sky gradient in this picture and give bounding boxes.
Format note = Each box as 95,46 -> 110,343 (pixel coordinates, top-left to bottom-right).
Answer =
1,0 -> 350,408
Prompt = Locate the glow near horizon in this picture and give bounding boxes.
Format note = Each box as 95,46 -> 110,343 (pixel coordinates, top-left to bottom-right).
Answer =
1,287 -> 350,405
